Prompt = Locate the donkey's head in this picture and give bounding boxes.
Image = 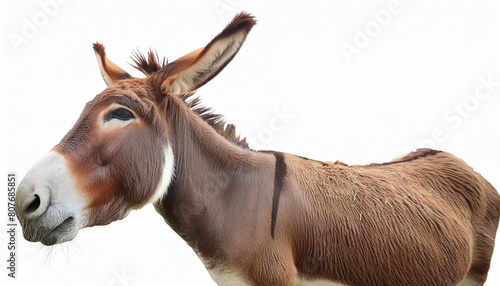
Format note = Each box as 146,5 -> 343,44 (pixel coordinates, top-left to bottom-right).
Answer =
15,13 -> 256,246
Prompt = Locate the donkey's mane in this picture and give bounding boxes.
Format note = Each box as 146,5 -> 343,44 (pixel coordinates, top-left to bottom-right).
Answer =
131,49 -> 168,76
131,50 -> 249,149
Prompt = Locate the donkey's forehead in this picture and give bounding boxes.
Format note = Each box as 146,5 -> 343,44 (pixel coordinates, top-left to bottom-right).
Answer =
98,78 -> 153,99
91,78 -> 160,112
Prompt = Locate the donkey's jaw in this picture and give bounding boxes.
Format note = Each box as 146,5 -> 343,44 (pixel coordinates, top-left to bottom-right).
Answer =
15,151 -> 88,245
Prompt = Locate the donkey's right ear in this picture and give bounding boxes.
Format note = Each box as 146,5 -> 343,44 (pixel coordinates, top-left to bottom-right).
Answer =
157,12 -> 256,96
93,42 -> 132,86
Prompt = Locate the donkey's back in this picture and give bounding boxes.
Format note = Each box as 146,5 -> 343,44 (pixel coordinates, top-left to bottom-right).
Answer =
283,149 -> 500,286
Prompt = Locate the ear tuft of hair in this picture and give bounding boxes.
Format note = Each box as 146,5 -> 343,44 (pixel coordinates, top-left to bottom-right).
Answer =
217,11 -> 257,40
93,42 -> 132,86
93,42 -> 105,56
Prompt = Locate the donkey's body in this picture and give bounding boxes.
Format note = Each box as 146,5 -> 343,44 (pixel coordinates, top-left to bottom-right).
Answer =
156,90 -> 500,286
15,13 -> 500,286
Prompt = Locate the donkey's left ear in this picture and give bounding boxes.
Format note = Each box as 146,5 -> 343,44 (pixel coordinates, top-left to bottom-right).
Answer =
158,12 -> 256,96
93,42 -> 132,86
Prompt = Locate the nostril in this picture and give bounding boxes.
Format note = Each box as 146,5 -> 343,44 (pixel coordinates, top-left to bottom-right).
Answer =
25,195 -> 41,215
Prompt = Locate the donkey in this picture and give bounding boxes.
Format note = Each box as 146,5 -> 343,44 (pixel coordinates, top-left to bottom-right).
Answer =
15,12 -> 500,286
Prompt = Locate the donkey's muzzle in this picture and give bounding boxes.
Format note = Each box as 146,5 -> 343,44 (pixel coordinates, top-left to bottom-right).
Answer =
15,151 -> 88,245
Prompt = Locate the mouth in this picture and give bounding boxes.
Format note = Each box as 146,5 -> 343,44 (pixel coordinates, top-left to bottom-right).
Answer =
39,217 -> 77,246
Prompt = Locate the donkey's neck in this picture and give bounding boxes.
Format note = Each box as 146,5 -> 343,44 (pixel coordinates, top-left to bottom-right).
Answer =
153,95 -> 274,259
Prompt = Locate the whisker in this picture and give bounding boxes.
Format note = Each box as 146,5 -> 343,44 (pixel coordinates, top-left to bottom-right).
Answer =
28,240 -> 83,267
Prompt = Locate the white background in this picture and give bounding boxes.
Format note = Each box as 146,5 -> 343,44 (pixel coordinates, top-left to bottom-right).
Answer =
1,0 -> 499,285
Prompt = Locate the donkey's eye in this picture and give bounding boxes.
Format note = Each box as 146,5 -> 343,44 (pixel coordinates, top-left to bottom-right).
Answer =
104,108 -> 135,122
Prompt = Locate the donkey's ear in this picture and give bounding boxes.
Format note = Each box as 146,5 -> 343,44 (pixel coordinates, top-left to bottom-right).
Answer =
158,12 -> 256,96
93,42 -> 132,86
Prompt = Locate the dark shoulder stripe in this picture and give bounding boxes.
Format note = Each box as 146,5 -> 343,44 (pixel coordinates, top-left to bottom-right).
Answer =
271,152 -> 287,239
